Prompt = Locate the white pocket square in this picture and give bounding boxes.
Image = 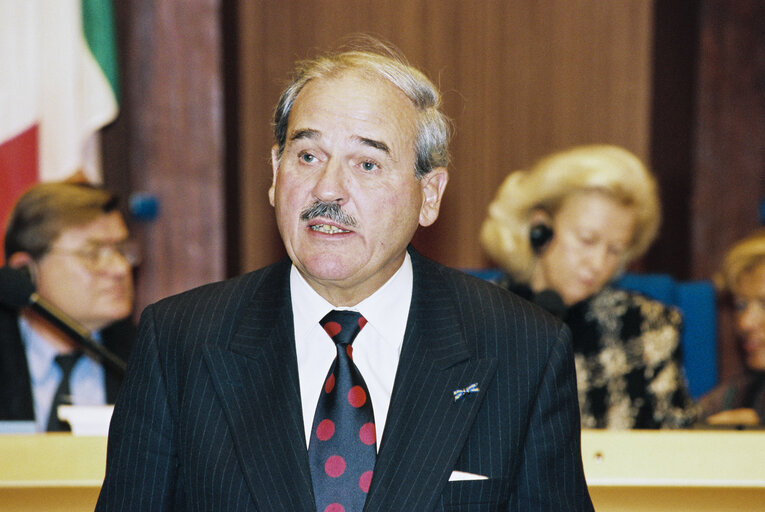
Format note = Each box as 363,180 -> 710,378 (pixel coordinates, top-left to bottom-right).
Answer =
448,470 -> 489,481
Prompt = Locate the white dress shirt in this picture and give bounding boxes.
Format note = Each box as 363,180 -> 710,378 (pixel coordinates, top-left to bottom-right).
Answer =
19,316 -> 106,432
292,253 -> 413,450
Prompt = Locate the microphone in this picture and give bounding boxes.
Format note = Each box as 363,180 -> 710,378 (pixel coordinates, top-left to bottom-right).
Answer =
0,266 -> 127,375
533,289 -> 567,319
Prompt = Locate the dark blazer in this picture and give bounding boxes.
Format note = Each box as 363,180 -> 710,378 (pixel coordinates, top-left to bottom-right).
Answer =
97,248 -> 593,511
0,308 -> 135,422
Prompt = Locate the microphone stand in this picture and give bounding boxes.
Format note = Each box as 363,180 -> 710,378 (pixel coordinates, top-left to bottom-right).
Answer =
29,293 -> 127,375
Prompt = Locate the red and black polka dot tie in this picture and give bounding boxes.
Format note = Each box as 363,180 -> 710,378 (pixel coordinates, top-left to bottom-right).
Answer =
309,310 -> 376,512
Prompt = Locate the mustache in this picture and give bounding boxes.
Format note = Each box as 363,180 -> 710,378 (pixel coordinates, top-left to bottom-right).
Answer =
300,201 -> 358,228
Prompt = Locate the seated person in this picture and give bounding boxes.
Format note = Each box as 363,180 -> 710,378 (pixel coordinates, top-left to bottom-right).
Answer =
699,230 -> 765,426
0,182 -> 137,431
480,144 -> 697,428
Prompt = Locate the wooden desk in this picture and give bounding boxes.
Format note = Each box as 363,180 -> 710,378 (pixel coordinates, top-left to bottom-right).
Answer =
0,434 -> 106,512
2,431 -> 765,511
582,429 -> 765,511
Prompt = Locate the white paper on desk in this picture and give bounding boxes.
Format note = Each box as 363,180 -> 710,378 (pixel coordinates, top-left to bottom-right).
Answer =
57,405 -> 114,436
448,470 -> 489,481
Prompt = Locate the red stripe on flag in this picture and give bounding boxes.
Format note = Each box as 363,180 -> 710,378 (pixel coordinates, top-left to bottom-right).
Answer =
0,125 -> 39,261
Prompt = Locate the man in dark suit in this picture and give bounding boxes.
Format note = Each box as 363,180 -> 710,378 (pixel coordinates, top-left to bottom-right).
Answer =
0,182 -> 136,431
97,42 -> 593,511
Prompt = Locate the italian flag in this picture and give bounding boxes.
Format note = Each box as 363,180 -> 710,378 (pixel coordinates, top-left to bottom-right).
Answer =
0,0 -> 119,235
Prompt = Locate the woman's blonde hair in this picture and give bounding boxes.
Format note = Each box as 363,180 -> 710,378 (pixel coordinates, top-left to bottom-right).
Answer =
479,144 -> 661,282
716,230 -> 765,295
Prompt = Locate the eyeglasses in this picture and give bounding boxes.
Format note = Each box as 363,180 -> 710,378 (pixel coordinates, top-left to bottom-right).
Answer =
47,239 -> 142,269
735,297 -> 765,315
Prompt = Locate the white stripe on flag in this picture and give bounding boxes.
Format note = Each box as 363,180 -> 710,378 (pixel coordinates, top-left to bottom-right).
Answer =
39,0 -> 118,183
0,1 -> 40,143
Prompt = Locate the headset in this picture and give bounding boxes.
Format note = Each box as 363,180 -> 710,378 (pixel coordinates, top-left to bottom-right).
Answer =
529,223 -> 554,254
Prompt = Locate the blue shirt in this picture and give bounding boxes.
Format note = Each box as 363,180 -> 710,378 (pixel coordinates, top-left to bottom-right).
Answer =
19,317 -> 107,432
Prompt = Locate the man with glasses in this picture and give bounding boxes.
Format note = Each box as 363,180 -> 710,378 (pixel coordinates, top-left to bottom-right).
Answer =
0,182 -> 137,431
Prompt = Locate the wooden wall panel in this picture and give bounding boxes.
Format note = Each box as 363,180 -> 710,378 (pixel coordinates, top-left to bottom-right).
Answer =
234,0 -> 654,273
693,0 -> 765,280
103,0 -> 226,315
692,0 -> 765,380
644,1 -> 700,278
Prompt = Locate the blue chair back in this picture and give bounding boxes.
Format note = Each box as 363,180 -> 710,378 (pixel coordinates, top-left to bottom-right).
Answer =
613,273 -> 718,399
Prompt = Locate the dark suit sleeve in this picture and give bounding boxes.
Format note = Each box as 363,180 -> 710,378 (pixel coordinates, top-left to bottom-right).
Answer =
511,323 -> 593,511
96,306 -> 183,511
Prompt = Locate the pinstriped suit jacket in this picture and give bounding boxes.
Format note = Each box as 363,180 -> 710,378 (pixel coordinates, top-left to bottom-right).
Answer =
97,248 -> 593,511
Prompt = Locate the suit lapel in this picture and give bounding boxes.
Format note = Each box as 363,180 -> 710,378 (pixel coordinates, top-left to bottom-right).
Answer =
199,252 -> 496,512
202,262 -> 316,512
365,251 -> 497,512
0,309 -> 35,420
102,320 -> 136,403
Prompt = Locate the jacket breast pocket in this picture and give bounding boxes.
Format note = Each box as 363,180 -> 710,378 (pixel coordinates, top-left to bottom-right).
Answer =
439,478 -> 509,512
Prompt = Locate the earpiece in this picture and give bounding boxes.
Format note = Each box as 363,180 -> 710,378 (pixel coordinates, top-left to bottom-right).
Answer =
7,252 -> 37,286
18,264 -> 36,286
529,224 -> 554,253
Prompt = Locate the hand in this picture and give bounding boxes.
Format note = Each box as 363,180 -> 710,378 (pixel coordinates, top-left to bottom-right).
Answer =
706,408 -> 760,426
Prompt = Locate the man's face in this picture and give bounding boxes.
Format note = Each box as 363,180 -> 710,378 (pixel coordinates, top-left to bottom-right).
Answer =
35,211 -> 134,332
269,72 -> 447,306
734,263 -> 765,371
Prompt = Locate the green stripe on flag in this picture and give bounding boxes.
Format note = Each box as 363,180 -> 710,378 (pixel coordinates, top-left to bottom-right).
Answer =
81,0 -> 120,102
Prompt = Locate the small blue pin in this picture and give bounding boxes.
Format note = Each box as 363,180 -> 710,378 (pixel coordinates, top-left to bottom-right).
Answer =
453,383 -> 479,401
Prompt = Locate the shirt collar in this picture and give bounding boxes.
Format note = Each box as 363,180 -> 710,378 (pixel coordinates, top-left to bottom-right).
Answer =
18,315 -> 59,385
19,315 -> 104,385
290,252 -> 413,349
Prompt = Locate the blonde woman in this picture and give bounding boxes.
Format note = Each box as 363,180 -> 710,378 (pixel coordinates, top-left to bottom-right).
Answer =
700,231 -> 765,426
481,144 -> 697,428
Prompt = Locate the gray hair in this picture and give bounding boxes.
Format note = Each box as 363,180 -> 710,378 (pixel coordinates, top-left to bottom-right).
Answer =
273,39 -> 450,179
